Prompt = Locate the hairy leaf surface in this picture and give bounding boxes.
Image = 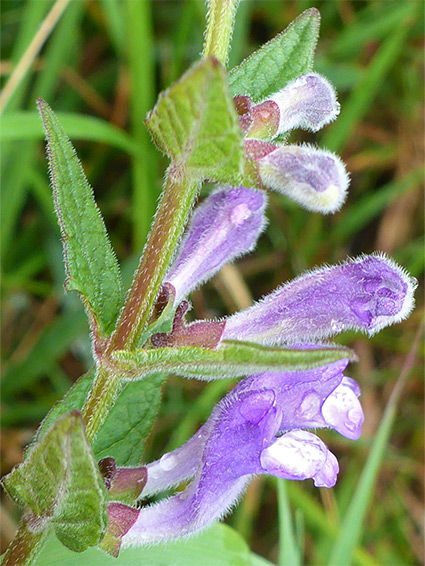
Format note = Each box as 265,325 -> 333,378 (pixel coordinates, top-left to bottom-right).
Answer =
229,8 -> 320,102
2,411 -> 107,552
146,57 -> 244,185
38,99 -> 123,335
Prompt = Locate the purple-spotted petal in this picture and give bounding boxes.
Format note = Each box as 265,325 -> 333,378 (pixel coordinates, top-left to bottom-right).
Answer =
260,430 -> 339,487
165,186 -> 267,303
223,254 -> 417,345
269,73 -> 340,135
258,143 -> 349,214
321,377 -> 364,440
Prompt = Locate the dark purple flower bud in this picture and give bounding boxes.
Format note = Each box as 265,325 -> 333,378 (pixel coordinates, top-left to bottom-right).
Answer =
223,254 -> 416,346
121,360 -> 362,546
269,73 -> 340,136
258,143 -> 349,213
165,186 -> 267,303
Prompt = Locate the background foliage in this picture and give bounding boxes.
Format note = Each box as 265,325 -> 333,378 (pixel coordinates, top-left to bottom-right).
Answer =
1,1 -> 423,564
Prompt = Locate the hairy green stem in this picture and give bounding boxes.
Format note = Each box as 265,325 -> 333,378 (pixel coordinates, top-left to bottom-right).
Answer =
203,0 -> 240,64
81,366 -> 123,443
2,513 -> 49,566
108,167 -> 200,352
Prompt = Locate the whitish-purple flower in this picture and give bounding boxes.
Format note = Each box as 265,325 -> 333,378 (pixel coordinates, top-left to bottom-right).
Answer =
235,72 -> 349,214
120,360 -> 363,546
165,185 -> 267,304
223,254 -> 416,346
257,143 -> 348,213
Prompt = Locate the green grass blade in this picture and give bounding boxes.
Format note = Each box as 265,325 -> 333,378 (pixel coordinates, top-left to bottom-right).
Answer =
327,326 -> 423,566
100,0 -> 125,54
277,479 -> 301,566
330,2 -> 416,60
125,0 -> 158,251
3,0 -> 51,112
322,5 -> 416,152
1,1 -> 83,263
1,111 -> 138,154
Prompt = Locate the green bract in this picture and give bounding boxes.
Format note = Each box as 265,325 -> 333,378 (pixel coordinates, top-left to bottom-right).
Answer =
2,411 -> 107,553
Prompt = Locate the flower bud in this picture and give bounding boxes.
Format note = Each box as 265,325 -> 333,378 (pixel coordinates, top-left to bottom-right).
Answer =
165,186 -> 267,303
258,143 -> 349,213
223,254 -> 417,345
269,73 -> 340,136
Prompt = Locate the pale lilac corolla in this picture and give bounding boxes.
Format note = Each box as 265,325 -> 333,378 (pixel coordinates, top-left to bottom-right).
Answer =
223,254 -> 416,346
165,186 -> 267,304
238,72 -> 348,213
121,359 -> 363,546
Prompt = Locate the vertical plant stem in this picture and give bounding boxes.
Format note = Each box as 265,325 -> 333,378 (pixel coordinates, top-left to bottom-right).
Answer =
81,366 -> 123,443
2,513 -> 49,566
108,168 -> 200,351
203,0 -> 240,65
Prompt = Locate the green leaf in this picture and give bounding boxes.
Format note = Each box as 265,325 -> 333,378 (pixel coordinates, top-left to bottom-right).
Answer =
114,340 -> 356,380
145,57 -> 244,185
91,374 -> 166,466
2,411 -> 107,553
229,8 -> 320,102
37,99 -> 123,335
35,369 -> 96,444
36,370 -> 165,467
33,523 -> 273,565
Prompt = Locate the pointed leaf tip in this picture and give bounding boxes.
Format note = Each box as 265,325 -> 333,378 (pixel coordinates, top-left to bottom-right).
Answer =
38,101 -> 123,336
229,8 -> 321,103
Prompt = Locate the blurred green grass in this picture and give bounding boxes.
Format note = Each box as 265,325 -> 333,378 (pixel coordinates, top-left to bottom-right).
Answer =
1,1 -> 423,564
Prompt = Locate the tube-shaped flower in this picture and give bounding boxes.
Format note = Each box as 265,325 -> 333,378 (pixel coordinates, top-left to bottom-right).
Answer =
121,359 -> 363,547
244,73 -> 340,140
165,185 -> 267,304
234,72 -> 349,214
223,254 -> 416,346
257,143 -> 349,213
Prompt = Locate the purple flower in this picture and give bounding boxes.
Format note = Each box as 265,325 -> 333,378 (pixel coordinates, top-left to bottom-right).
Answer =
234,72 -> 349,214
113,71 -> 417,551
120,360 -> 363,546
223,254 -> 416,346
257,143 -> 349,213
165,185 -> 267,304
